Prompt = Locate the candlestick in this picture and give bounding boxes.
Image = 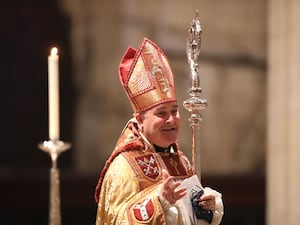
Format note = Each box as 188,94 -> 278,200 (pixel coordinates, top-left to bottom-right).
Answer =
40,46 -> 71,225
183,10 -> 208,181
38,140 -> 71,225
48,47 -> 60,141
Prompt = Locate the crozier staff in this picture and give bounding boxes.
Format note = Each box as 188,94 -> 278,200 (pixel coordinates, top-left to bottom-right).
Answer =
94,38 -> 223,225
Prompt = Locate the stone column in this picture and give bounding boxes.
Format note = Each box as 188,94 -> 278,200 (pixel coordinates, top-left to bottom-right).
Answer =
267,0 -> 300,224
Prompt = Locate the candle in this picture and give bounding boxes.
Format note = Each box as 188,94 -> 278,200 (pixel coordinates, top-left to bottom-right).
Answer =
48,47 -> 60,141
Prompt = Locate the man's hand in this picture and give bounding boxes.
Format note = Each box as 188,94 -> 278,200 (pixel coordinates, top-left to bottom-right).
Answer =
199,190 -> 216,211
160,169 -> 187,205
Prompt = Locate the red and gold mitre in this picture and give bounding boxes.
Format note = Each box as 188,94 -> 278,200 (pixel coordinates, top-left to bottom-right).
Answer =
119,38 -> 177,113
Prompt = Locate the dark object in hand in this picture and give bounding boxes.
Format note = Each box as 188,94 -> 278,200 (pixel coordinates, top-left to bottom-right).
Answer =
191,189 -> 213,224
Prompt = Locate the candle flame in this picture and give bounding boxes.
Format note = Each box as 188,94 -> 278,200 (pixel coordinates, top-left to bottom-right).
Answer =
51,47 -> 58,56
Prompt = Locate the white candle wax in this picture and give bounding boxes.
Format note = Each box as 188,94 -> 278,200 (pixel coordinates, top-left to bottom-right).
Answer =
48,47 -> 60,141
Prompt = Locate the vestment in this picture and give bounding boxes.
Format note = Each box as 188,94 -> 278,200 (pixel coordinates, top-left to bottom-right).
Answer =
94,120 -> 224,225
95,37 -> 223,225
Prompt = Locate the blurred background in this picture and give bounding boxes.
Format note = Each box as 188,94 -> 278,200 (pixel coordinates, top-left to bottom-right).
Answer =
1,0 -> 299,225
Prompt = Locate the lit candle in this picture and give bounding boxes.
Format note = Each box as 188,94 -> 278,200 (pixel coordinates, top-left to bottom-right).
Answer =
48,47 -> 60,141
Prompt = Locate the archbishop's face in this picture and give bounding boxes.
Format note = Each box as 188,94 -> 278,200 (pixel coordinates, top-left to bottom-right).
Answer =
138,101 -> 180,148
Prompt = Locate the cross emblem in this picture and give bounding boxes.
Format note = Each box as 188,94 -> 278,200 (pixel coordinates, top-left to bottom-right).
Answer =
136,154 -> 159,179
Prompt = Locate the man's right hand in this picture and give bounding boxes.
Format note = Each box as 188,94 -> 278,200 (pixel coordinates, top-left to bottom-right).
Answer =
159,169 -> 187,205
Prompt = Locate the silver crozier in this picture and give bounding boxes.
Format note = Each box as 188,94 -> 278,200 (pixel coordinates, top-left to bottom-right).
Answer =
183,10 -> 208,181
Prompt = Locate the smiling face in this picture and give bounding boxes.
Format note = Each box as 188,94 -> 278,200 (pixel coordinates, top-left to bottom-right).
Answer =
136,101 -> 180,148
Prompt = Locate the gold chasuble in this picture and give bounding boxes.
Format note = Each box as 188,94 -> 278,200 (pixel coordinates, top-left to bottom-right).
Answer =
95,124 -> 193,225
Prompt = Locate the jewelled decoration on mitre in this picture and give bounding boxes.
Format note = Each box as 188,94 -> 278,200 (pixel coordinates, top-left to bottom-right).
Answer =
119,38 -> 177,113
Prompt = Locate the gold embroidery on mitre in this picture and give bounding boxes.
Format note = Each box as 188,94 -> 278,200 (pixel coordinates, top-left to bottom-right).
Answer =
151,59 -> 169,93
128,57 -> 152,95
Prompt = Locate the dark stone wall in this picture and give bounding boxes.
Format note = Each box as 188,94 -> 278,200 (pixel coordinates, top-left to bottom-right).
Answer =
0,1 -> 74,168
